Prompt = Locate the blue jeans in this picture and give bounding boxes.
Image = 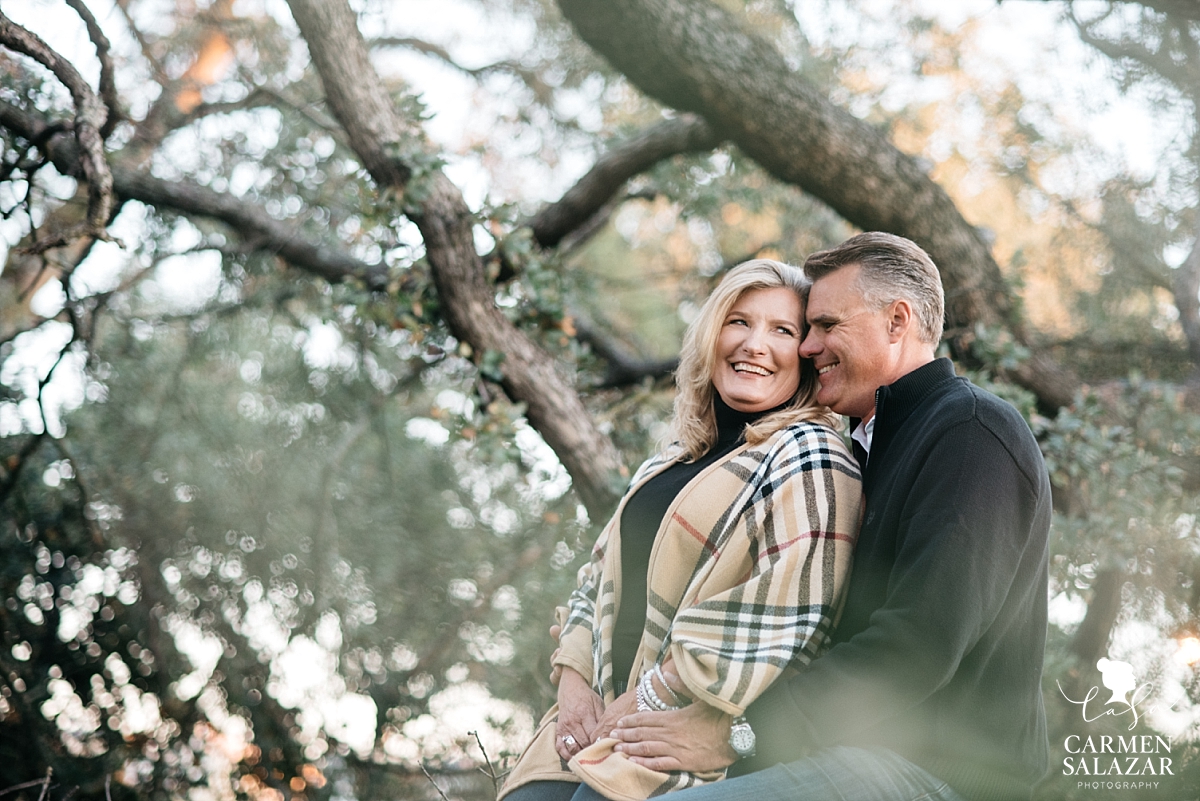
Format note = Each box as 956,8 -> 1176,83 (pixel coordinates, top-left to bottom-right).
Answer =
505,747 -> 965,801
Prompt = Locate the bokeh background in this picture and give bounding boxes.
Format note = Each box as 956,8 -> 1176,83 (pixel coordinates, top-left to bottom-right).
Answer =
1,0 -> 1199,799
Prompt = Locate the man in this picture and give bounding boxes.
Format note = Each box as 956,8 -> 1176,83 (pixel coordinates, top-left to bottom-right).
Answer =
604,232 -> 1052,801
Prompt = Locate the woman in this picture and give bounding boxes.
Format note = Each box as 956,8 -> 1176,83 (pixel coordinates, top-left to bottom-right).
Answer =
501,260 -> 862,801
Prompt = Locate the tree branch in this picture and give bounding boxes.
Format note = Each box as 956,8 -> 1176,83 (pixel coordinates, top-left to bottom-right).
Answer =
1173,224 -> 1200,375
1017,0 -> 1200,22
286,0 -> 626,517
555,187 -> 661,255
178,87 -> 276,126
574,318 -> 678,388
0,101 -> 387,290
116,165 -> 390,287
181,85 -> 345,141
1071,9 -> 1200,93
371,36 -> 556,106
245,86 -> 344,136
0,11 -> 115,245
286,4 -> 413,190
528,114 -> 720,249
64,0 -> 121,139
113,0 -> 170,86
0,432 -> 46,506
555,0 -> 1078,412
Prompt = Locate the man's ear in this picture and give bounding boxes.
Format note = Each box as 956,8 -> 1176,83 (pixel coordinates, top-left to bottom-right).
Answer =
887,299 -> 913,343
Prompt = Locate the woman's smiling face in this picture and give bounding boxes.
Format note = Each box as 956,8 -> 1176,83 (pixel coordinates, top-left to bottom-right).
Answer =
711,286 -> 804,413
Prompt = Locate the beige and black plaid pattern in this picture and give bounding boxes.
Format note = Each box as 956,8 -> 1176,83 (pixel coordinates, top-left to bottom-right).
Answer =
501,422 -> 862,801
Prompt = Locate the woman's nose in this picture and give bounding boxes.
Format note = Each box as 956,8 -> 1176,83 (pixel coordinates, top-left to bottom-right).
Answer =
741,326 -> 768,353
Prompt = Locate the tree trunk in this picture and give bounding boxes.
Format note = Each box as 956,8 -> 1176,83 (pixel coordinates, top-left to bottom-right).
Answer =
1172,226 -> 1200,378
1069,568 -> 1125,667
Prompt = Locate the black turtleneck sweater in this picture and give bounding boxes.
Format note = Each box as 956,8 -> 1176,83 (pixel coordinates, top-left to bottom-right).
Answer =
611,396 -> 781,686
736,358 -> 1051,801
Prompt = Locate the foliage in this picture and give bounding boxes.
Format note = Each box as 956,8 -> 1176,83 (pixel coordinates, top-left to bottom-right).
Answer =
1034,380 -> 1200,799
0,1 -> 1199,800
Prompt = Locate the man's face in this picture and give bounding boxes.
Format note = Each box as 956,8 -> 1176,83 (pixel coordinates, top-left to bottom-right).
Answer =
799,265 -> 895,420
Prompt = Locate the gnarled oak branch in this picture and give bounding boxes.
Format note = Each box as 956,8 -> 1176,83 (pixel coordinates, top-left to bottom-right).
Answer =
0,10 -> 114,245
287,0 -> 626,517
556,0 -> 1077,410
0,101 -> 387,291
529,114 -> 720,249
64,0 -> 120,139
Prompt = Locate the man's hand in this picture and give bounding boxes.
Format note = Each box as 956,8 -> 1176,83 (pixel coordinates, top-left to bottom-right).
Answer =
555,667 -> 604,762
610,702 -> 738,773
548,623 -> 562,686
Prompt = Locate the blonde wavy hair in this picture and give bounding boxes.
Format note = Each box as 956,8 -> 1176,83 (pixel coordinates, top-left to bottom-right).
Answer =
668,259 -> 839,461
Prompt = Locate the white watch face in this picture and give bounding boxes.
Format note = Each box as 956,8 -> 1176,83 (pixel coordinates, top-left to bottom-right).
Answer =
730,722 -> 755,757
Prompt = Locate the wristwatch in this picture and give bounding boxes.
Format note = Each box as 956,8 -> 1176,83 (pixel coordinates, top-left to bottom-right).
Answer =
728,715 -> 756,759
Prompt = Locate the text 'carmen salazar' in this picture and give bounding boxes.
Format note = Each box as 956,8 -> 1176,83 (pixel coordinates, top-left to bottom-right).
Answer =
1062,735 -> 1173,777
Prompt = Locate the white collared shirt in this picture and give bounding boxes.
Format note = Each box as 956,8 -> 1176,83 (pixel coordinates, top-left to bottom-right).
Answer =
852,415 -> 876,456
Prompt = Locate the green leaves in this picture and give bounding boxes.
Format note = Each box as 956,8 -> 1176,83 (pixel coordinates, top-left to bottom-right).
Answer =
1040,379 -> 1200,614
479,348 -> 507,383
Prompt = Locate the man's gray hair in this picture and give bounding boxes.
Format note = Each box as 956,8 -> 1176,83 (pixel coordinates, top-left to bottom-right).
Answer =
803,232 -> 945,344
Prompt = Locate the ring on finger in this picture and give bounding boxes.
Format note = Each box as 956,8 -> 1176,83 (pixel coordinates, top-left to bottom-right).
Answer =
561,734 -> 578,747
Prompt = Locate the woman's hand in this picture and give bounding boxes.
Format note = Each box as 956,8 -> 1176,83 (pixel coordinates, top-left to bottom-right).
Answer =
556,667 -> 604,762
548,623 -> 562,685
656,657 -> 692,705
587,688 -> 638,742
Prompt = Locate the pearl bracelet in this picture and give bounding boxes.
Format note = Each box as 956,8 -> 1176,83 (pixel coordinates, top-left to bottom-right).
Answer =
637,668 -> 678,711
652,663 -> 688,707
634,678 -> 653,712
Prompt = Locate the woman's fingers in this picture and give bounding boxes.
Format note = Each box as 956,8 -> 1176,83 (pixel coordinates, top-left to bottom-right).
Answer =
588,689 -> 637,741
561,704 -> 596,746
554,731 -> 578,762
556,718 -> 591,758
555,687 -> 605,761
555,715 -> 584,760
581,695 -> 603,736
555,740 -> 572,761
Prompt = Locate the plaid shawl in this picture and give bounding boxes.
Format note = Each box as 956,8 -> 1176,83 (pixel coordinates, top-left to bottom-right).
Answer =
501,421 -> 862,801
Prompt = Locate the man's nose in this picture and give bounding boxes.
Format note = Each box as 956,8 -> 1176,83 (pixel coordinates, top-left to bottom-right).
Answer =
799,328 -> 820,357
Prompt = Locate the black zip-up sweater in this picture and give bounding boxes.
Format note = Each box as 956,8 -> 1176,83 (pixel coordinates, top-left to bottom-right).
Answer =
734,358 -> 1051,801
